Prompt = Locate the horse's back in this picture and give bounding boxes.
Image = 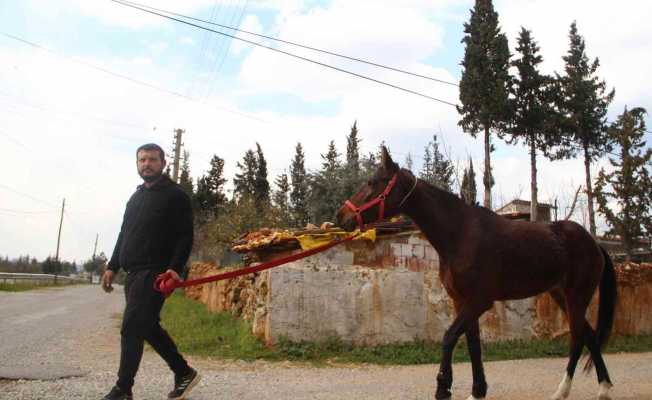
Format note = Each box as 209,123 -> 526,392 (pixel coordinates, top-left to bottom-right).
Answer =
548,219 -> 604,292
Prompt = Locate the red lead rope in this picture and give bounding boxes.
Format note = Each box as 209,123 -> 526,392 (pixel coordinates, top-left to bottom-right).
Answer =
154,234 -> 358,297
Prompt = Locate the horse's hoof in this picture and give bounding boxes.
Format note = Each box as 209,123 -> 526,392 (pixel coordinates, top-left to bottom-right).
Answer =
466,396 -> 484,400
550,373 -> 572,400
597,381 -> 613,400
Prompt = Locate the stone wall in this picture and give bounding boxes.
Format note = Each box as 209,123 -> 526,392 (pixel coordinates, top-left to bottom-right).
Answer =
187,231 -> 652,346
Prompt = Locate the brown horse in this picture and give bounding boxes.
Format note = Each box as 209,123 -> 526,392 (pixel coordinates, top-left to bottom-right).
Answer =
336,147 -> 617,400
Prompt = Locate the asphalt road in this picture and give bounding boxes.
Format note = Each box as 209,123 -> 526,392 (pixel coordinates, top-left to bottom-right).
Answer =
0,284 -> 122,380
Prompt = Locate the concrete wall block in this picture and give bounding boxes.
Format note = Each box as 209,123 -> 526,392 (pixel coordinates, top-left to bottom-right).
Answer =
411,244 -> 425,259
425,246 -> 439,264
267,266 -> 428,345
390,243 -> 402,257
407,235 -> 423,245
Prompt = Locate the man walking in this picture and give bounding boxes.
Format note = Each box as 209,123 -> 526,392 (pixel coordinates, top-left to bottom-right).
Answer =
101,143 -> 200,400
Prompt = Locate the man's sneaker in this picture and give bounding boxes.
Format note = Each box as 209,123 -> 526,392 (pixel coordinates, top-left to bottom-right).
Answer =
168,368 -> 201,400
101,386 -> 133,400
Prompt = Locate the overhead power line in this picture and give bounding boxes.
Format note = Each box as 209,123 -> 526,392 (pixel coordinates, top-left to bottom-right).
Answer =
0,183 -> 59,208
0,91 -> 146,130
0,31 -> 266,123
117,0 -> 459,87
112,0 -> 460,107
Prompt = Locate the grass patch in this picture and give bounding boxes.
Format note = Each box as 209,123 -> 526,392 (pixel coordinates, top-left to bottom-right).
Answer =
161,293 -> 275,360
0,281 -> 83,292
161,293 -> 652,365
0,282 -> 61,291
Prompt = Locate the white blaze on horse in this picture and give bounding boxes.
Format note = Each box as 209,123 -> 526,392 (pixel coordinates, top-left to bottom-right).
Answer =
336,147 -> 616,400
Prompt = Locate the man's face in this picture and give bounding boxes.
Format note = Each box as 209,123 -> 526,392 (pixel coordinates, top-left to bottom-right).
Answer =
137,149 -> 165,182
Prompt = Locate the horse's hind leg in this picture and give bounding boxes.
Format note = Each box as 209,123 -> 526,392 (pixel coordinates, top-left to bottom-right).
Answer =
465,319 -> 487,400
550,289 -> 587,400
582,320 -> 613,399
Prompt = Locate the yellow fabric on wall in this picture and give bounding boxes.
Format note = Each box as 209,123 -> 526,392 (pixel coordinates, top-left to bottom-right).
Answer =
295,229 -> 376,250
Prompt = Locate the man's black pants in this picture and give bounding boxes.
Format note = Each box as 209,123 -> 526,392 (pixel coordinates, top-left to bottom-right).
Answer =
117,269 -> 190,391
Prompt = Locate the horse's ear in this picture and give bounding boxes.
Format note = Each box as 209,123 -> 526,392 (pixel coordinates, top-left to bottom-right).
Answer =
381,146 -> 398,172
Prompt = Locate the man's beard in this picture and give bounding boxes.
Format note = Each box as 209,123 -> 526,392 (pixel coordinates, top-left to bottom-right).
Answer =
139,170 -> 163,183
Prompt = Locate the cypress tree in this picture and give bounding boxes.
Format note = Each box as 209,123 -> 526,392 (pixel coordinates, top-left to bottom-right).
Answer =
510,28 -> 557,221
343,121 -> 363,197
193,154 -> 227,221
290,142 -> 310,227
460,157 -> 478,205
254,143 -> 270,207
556,21 -> 615,235
206,155 -> 227,209
594,107 -> 652,261
360,151 -> 378,180
404,152 -> 414,173
178,150 -> 194,198
310,140 -> 343,224
233,149 -> 258,201
420,136 -> 453,192
458,0 -> 512,209
273,173 -> 291,226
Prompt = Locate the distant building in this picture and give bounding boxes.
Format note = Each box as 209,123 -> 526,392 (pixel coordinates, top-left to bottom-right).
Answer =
496,199 -> 553,222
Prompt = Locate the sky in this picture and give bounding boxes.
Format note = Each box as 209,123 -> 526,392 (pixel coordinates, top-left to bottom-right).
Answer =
0,0 -> 650,264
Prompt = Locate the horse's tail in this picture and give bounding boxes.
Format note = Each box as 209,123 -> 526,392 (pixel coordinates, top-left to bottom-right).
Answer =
584,245 -> 618,372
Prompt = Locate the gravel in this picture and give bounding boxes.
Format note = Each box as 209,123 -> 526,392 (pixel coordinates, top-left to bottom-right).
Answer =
1,286 -> 651,400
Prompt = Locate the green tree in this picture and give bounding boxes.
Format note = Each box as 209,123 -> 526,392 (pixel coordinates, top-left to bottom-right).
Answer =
194,176 -> 212,216
273,173 -> 292,227
510,28 -> 557,221
458,0 -> 512,209
343,121 -> 364,197
41,256 -> 61,275
178,150 -> 194,198
290,143 -> 310,227
420,135 -> 454,192
254,143 -> 271,207
594,107 -> 652,261
310,140 -> 343,224
204,197 -> 277,261
556,21 -> 615,235
460,157 -> 477,205
420,145 -> 433,183
360,151 -> 378,179
233,149 -> 258,201
404,152 -> 414,172
194,154 -> 227,220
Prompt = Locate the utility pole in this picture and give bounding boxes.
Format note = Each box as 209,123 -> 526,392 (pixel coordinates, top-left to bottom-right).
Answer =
91,233 -> 98,284
54,198 -> 65,282
55,198 -> 65,262
172,128 -> 185,183
92,233 -> 98,260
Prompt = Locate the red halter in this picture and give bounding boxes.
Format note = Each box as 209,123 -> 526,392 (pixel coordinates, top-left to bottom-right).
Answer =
344,173 -> 398,231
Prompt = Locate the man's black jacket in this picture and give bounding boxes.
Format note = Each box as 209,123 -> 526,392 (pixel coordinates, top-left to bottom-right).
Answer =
108,175 -> 193,275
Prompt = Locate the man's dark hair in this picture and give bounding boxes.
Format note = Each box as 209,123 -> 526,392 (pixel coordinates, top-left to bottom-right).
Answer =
136,143 -> 165,162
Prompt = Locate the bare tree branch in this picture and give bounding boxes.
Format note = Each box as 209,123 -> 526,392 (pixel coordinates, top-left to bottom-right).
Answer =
564,185 -> 583,220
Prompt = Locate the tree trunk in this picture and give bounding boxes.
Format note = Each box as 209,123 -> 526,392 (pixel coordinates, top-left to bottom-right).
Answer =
530,140 -> 538,222
483,127 -> 492,209
623,231 -> 632,263
583,143 -> 597,236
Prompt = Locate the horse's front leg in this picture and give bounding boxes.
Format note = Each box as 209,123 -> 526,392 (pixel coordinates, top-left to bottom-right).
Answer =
465,319 -> 487,400
436,307 -> 480,400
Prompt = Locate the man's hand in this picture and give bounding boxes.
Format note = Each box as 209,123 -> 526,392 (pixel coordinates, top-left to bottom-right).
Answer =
165,269 -> 182,282
101,270 -> 115,293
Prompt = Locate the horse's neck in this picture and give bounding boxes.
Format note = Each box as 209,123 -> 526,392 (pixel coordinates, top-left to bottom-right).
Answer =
402,182 -> 466,262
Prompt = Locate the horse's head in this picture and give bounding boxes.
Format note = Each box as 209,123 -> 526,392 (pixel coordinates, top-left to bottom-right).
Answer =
336,146 -> 416,232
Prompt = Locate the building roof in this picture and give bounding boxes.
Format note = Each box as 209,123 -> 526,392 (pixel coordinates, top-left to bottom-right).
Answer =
496,199 -> 553,213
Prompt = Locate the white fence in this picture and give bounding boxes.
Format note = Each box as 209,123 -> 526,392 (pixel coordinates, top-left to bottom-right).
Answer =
0,272 -> 87,285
